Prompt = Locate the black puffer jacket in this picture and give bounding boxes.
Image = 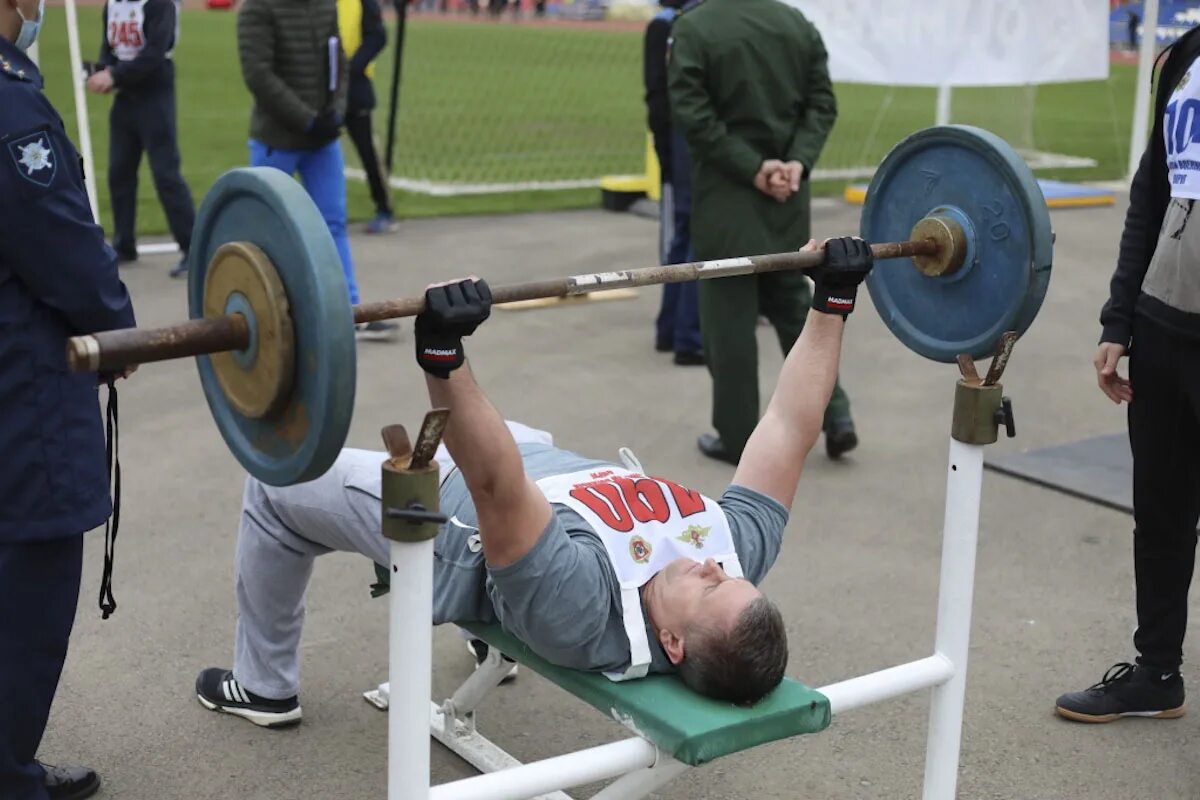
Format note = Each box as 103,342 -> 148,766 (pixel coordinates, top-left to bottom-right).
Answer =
1101,25 -> 1200,345
236,0 -> 349,151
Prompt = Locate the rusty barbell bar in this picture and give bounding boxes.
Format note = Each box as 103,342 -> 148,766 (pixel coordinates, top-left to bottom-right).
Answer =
67,238 -> 940,374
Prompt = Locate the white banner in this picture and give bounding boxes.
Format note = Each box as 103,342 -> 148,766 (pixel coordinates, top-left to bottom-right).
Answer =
781,0 -> 1110,87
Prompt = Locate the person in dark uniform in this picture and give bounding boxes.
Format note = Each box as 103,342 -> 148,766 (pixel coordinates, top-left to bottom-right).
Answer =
667,0 -> 854,466
0,0 -> 136,797
643,0 -> 703,367
86,0 -> 195,278
339,0 -> 397,234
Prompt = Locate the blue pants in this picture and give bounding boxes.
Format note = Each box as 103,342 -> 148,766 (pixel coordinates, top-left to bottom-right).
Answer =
0,536 -> 84,800
248,139 -> 361,305
655,186 -> 701,354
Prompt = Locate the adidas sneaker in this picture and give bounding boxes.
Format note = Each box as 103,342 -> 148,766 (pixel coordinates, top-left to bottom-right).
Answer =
195,667 -> 302,728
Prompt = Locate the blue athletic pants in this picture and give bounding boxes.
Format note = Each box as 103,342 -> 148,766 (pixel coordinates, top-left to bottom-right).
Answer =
248,138 -> 361,305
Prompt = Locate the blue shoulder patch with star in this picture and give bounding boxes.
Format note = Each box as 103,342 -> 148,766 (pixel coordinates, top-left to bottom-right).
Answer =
7,128 -> 57,187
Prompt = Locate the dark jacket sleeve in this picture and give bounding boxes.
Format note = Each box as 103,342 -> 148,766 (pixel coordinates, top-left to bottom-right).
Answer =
98,2 -> 116,68
109,0 -> 175,89
643,16 -> 671,140
1101,146 -> 1158,347
0,96 -> 134,335
349,0 -> 387,77
786,24 -> 837,175
237,0 -> 317,132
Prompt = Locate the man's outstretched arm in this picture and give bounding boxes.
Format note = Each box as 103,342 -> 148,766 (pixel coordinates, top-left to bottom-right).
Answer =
417,280 -> 552,568
732,238 -> 873,510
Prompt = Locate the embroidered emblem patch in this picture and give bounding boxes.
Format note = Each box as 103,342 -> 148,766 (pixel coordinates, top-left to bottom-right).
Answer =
675,525 -> 710,549
8,131 -> 56,187
629,535 -> 652,564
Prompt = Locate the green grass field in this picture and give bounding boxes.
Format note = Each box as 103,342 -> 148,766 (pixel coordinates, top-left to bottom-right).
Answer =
37,8 -> 1136,237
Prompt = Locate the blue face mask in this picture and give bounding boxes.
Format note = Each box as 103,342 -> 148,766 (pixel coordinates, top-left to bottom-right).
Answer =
14,0 -> 45,52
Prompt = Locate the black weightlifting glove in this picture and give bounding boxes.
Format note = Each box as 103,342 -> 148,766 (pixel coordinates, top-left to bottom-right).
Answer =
415,279 -> 493,379
811,237 -> 874,318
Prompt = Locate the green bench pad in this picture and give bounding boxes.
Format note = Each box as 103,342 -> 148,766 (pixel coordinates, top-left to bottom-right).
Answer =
459,622 -> 831,767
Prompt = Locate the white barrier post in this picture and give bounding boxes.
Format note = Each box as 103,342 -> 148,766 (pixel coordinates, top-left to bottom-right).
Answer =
935,84 -> 953,127
64,0 -> 100,224
1129,0 -> 1161,179
921,437 -> 984,800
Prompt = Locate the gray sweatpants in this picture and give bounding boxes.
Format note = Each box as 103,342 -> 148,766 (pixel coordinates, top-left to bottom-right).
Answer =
233,421 -> 553,700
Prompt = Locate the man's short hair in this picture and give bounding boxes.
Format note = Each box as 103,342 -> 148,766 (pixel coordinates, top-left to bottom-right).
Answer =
676,596 -> 788,705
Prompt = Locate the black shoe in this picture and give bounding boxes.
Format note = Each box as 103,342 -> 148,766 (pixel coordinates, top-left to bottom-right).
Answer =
1055,662 -> 1186,723
114,249 -> 137,264
697,432 -> 739,465
655,338 -> 673,353
169,257 -> 188,279
40,762 -> 100,800
195,667 -> 302,728
824,418 -> 858,459
673,351 -> 705,366
466,639 -> 518,683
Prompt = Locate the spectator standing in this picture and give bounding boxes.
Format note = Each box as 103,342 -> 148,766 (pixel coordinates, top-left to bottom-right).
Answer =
236,0 -> 398,341
87,0 -> 195,278
644,0 -> 703,367
667,0 -> 854,465
338,0 -> 398,235
1055,24 -> 1200,725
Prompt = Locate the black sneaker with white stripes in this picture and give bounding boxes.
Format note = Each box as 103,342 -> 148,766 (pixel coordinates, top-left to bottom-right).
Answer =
195,667 -> 302,728
467,639 -> 518,683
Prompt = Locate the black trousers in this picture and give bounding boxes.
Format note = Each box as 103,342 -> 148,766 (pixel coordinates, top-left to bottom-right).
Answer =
108,84 -> 195,256
0,536 -> 84,800
1130,316 -> 1200,671
345,109 -> 392,217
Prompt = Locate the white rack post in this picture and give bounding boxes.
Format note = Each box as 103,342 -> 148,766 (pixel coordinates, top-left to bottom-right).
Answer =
390,537 -> 435,800
921,438 -> 985,800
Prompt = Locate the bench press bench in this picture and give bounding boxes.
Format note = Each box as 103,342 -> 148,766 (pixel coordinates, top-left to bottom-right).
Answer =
366,388 -> 1000,800
366,622 -> 832,800
368,618 -> 834,798
458,623 -> 833,767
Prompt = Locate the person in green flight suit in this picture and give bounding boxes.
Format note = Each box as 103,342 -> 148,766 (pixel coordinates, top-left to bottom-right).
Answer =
667,0 -> 856,465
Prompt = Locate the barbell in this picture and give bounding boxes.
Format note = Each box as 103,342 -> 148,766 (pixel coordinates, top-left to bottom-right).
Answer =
66,125 -> 1053,486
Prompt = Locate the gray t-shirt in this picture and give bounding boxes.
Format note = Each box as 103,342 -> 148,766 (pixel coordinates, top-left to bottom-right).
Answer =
432,443 -> 789,675
1143,197 -> 1200,313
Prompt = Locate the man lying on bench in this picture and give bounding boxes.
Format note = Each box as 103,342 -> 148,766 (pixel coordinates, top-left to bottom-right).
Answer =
194,238 -> 874,728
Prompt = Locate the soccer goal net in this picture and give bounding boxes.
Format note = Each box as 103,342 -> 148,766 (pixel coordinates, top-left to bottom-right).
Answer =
376,9 -> 1101,196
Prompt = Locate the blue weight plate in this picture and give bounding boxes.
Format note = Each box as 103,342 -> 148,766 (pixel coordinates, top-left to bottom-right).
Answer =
861,125 -> 1053,363
189,168 -> 355,486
